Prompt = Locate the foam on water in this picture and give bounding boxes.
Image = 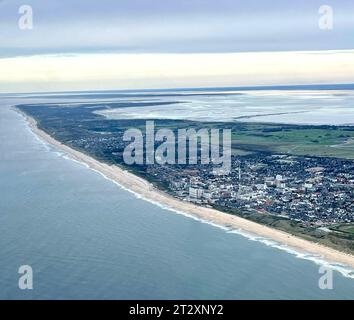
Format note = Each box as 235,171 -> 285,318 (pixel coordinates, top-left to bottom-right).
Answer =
226,229 -> 354,279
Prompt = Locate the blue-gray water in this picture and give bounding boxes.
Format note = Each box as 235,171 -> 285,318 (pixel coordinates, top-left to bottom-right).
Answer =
1,103 -> 354,299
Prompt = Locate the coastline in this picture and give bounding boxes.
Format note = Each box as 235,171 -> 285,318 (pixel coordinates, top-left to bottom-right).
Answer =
15,107 -> 354,269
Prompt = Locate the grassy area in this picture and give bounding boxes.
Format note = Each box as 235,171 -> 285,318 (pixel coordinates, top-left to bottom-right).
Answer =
231,125 -> 354,158
330,224 -> 354,236
117,119 -> 354,159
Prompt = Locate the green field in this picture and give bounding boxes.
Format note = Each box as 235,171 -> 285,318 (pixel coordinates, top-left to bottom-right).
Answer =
118,120 -> 354,159
231,124 -> 354,158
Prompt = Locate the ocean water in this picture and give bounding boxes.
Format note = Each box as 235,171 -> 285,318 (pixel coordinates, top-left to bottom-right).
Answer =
1,101 -> 354,299
98,90 -> 354,125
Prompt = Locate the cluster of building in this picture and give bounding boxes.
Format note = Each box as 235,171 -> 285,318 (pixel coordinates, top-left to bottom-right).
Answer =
70,131 -> 354,227
146,154 -> 354,226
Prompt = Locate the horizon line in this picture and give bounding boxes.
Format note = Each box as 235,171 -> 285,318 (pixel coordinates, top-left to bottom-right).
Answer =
3,82 -> 354,96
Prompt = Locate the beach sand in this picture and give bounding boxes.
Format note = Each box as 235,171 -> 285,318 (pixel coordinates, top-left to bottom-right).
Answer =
16,108 -> 354,269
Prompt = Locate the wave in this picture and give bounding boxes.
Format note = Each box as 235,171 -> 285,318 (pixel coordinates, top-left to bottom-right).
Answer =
226,230 -> 354,279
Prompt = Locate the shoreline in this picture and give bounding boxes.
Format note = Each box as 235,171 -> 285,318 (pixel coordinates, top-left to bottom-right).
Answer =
15,107 -> 354,270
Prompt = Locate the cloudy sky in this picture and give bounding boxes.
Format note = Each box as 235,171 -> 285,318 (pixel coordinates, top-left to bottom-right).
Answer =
0,0 -> 354,92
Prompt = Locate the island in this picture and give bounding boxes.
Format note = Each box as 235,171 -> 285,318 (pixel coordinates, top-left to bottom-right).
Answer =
14,94 -> 354,268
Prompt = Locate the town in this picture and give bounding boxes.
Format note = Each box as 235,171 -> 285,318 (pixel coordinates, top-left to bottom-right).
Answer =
146,153 -> 354,227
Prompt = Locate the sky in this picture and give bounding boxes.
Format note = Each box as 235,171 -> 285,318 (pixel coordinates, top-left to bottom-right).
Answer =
0,0 -> 354,92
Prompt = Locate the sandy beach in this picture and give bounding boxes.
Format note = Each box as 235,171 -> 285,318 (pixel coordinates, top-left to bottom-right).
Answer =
16,108 -> 354,269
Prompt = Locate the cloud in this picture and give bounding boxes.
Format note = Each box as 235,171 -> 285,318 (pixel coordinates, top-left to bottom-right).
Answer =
1,50 -> 353,93
1,0 -> 354,57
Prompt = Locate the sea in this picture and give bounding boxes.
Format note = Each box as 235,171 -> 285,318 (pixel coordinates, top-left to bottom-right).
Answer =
1,92 -> 354,299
